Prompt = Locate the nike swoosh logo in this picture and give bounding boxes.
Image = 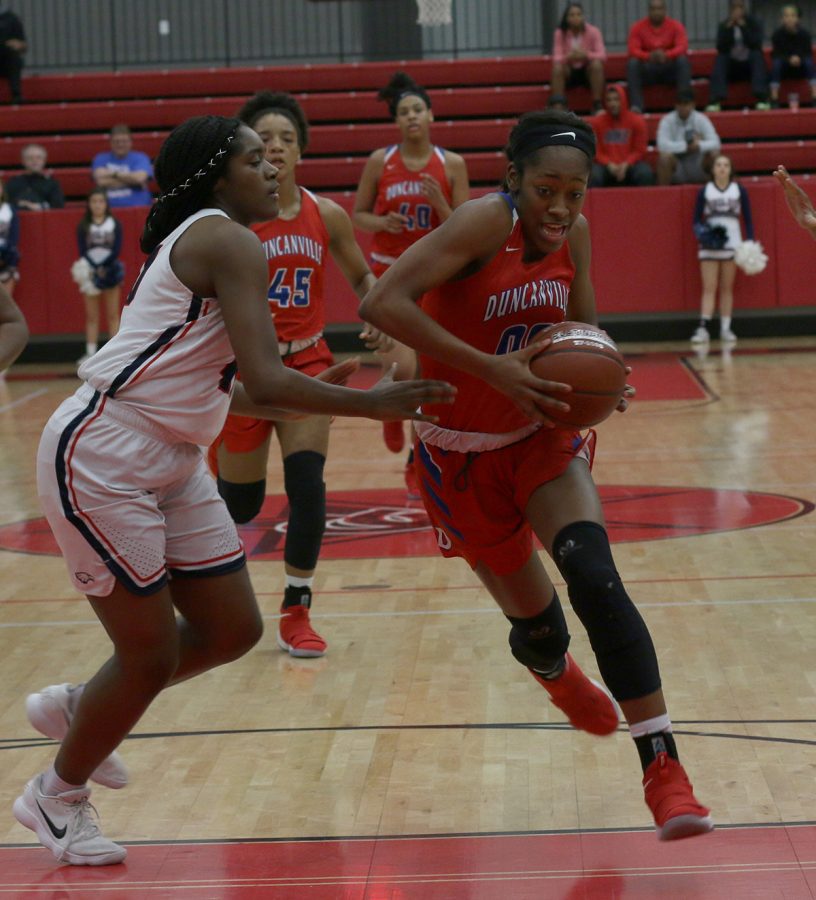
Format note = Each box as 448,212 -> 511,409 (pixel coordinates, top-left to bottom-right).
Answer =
552,131 -> 576,139
36,801 -> 67,839
505,246 -> 522,252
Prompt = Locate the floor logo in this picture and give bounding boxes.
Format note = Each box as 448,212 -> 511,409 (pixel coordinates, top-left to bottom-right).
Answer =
1,486 -> 811,562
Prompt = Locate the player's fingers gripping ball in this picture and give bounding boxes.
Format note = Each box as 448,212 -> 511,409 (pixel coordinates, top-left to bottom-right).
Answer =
530,322 -> 628,428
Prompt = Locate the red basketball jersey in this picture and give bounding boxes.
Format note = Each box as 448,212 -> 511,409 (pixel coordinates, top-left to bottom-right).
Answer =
370,145 -> 452,266
252,187 -> 328,342
420,196 -> 576,435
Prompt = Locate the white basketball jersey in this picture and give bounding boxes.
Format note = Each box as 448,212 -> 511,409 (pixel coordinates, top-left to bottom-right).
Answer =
79,209 -> 237,446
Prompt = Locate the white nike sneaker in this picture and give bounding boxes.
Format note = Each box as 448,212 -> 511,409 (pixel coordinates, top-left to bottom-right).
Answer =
26,684 -> 129,790
13,774 -> 126,866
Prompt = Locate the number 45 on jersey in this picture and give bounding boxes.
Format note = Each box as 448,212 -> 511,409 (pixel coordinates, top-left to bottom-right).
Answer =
267,267 -> 313,308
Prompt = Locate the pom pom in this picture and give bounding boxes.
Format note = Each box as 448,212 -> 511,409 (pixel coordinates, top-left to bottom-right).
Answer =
70,258 -> 100,296
694,223 -> 729,250
734,239 -> 768,275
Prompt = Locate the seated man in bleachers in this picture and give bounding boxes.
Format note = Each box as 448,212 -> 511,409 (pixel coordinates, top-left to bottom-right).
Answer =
707,0 -> 770,111
590,84 -> 654,187
5,144 -> 64,211
626,0 -> 691,113
770,4 -> 816,108
656,88 -> 721,185
91,124 -> 153,207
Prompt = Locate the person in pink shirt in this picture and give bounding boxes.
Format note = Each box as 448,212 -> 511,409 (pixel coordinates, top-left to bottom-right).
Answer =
626,0 -> 691,113
550,3 -> 607,114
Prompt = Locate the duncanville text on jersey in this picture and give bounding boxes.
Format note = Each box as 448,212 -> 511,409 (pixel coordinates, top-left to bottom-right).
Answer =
260,234 -> 324,265
385,180 -> 426,201
483,278 -> 570,321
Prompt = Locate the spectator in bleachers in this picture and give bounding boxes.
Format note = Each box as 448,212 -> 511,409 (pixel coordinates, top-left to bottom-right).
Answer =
656,88 -> 721,185
5,144 -> 65,211
0,177 -> 19,297
0,5 -> 25,104
550,3 -> 607,114
590,84 -> 654,187
91,124 -> 153,207
72,188 -> 123,365
706,1 -> 770,111
626,0 -> 691,113
769,4 -> 816,108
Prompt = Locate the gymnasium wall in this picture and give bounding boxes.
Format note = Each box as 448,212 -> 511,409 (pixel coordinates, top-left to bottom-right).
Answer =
14,0 -> 816,72
16,179 -> 815,341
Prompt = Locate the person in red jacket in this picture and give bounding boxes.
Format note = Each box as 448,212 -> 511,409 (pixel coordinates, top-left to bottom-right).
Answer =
590,84 -> 654,187
626,0 -> 691,113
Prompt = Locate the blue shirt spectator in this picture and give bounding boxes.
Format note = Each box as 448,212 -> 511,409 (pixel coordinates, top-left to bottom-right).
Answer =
91,124 -> 153,207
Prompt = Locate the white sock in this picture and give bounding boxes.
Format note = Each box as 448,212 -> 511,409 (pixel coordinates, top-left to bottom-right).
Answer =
285,575 -> 314,590
629,713 -> 672,738
720,316 -> 731,333
85,342 -> 97,356
42,765 -> 85,796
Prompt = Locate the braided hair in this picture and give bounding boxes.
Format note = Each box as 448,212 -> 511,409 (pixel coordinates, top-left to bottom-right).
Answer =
504,109 -> 595,187
140,115 -> 242,253
378,71 -> 432,118
237,91 -> 309,150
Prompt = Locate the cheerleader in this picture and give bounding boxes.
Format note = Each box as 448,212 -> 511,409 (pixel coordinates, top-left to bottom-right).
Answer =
0,178 -> 20,297
691,154 -> 754,344
73,189 -> 124,364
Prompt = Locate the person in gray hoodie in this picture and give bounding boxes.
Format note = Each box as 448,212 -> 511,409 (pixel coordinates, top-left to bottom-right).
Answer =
656,88 -> 721,185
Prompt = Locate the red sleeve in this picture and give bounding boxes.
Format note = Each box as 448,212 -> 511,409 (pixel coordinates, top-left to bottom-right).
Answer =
628,21 -> 650,60
666,20 -> 688,58
626,116 -> 649,164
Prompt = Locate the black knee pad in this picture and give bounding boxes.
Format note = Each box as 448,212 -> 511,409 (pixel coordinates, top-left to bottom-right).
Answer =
217,477 -> 266,525
552,521 -> 661,701
507,591 -> 571,673
283,450 -> 326,571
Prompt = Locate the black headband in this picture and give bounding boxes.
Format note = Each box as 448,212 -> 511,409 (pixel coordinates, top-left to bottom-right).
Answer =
512,125 -> 596,163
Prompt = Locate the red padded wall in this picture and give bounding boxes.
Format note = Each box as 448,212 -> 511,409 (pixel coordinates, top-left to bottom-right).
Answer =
14,180 -> 816,340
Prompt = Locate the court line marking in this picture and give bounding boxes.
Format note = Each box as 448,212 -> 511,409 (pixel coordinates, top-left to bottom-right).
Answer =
0,387 -> 48,413
3,595 -> 816,630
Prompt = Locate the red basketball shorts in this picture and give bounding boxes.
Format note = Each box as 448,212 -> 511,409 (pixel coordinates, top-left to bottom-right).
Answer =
415,427 -> 595,576
209,338 -> 333,466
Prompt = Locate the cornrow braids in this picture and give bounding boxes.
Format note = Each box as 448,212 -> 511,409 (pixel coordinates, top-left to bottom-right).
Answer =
140,115 -> 242,253
236,91 -> 309,150
378,71 -> 431,118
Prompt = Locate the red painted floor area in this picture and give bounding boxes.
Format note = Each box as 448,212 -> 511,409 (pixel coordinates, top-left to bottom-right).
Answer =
2,825 -> 815,898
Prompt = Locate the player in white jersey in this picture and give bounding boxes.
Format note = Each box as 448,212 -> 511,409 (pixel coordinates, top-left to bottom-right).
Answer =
14,114 -> 454,867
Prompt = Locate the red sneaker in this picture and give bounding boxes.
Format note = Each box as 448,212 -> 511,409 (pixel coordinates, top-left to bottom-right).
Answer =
530,653 -> 620,736
643,752 -> 713,841
383,420 -> 405,453
277,605 -> 327,658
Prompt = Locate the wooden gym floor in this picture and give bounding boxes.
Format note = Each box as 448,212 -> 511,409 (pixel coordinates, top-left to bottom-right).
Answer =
0,337 -> 815,898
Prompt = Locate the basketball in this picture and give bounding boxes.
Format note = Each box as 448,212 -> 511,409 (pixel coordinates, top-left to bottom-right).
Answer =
530,322 -> 627,428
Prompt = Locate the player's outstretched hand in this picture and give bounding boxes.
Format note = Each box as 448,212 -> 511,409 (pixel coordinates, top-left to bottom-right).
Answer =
366,363 -> 455,422
774,165 -> 816,237
314,357 -> 360,387
487,340 -> 571,426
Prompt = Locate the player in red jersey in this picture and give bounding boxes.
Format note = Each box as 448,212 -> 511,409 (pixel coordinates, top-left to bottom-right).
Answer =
361,109 -> 713,842
208,92 -> 394,658
354,72 -> 470,489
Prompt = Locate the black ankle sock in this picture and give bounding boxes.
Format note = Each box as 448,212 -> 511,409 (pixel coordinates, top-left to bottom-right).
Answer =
634,730 -> 678,772
283,585 -> 312,609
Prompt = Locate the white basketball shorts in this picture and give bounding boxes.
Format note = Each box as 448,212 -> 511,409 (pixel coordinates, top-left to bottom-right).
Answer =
37,385 -> 246,597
